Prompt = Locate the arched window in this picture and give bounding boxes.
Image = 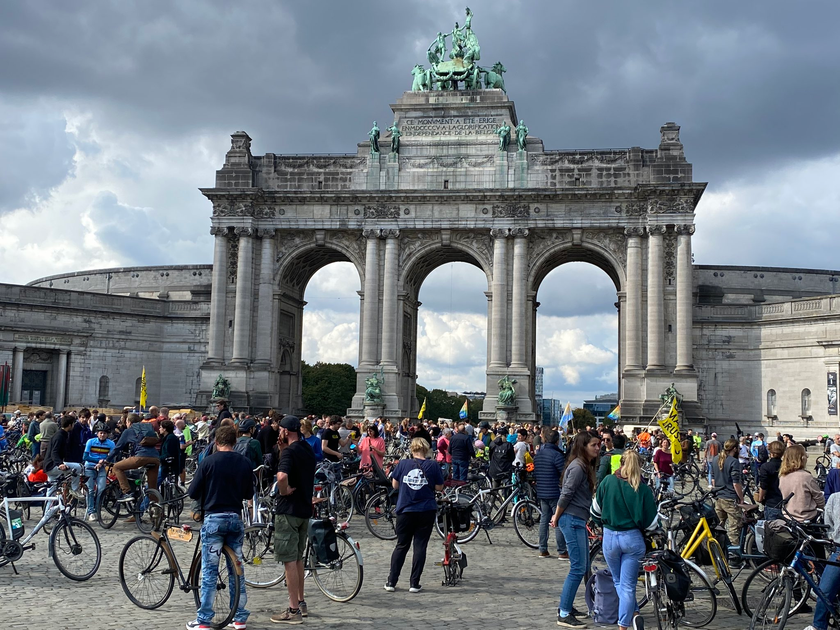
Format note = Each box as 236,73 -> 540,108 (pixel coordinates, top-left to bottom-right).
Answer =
801,388 -> 812,417
767,389 -> 777,417
98,375 -> 110,401
135,377 -> 142,402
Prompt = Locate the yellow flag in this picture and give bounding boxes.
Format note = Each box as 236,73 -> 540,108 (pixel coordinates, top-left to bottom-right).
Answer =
140,366 -> 148,410
657,398 -> 682,464
418,397 -> 427,420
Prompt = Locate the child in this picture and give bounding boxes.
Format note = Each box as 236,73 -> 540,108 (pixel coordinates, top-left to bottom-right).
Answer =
26,454 -> 48,484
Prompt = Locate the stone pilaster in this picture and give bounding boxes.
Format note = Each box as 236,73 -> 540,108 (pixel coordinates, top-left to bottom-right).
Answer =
231,227 -> 255,364
11,346 -> 23,403
489,228 -> 509,368
360,230 -> 381,367
675,224 -> 696,372
624,227 -> 645,370
253,229 -> 276,366
55,349 -> 68,410
380,230 -> 400,367
646,225 -> 666,370
207,226 -> 228,364
510,228 -> 529,368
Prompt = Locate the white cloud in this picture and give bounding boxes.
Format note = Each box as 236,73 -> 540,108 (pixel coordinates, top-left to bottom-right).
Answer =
301,308 -> 359,366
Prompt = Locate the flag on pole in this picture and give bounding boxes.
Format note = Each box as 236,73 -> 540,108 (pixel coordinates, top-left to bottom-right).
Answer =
657,397 -> 682,464
418,397 -> 427,420
559,402 -> 573,430
139,366 -> 148,411
459,399 -> 468,420
607,404 -> 621,421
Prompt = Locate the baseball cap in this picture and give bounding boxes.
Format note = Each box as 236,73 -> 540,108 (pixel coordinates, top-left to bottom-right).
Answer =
280,415 -> 301,433
239,418 -> 256,432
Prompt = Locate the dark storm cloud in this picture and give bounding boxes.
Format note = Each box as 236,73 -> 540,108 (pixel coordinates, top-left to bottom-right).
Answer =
1,0 -> 838,190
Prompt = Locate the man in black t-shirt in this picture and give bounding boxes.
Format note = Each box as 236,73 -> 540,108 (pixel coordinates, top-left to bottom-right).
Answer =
321,416 -> 345,462
270,416 -> 316,624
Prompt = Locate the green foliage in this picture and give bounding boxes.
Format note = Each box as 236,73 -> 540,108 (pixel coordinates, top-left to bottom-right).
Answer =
416,384 -> 481,424
301,361 -> 356,416
571,407 -> 597,431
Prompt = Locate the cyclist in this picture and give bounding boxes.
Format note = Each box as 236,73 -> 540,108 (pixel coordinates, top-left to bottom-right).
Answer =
703,432 -> 721,488
234,419 -> 262,469
449,422 -> 475,482
159,419 -> 181,485
534,429 -> 568,559
82,422 -> 115,521
186,424 -> 253,630
711,438 -> 744,553
757,439 -> 785,520
105,413 -> 160,502
778,443 -> 824,522
44,415 -> 83,498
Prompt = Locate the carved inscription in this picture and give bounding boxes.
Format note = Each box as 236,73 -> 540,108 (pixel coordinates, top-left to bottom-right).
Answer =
400,116 -> 502,137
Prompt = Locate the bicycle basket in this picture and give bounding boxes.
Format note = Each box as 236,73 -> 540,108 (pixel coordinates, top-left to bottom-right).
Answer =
763,519 -> 799,563
658,550 -> 691,602
679,501 -> 719,531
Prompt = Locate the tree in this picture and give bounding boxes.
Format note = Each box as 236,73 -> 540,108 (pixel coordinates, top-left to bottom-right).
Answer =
301,362 -> 356,416
571,407 -> 597,431
416,384 -> 481,424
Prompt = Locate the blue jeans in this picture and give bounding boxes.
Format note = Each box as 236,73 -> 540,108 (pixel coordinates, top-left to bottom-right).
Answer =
46,463 -> 82,496
763,506 -> 782,521
813,550 -> 840,630
452,459 -> 469,482
198,513 -> 249,625
655,474 -> 674,493
539,498 -> 567,554
558,513 -> 589,615
707,462 -> 714,486
603,528 -> 645,628
84,465 -> 107,515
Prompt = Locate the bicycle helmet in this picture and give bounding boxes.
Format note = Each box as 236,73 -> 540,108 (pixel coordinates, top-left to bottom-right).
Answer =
93,422 -> 108,433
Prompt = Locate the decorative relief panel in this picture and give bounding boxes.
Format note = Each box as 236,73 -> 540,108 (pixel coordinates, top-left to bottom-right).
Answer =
530,151 -> 628,166
527,230 -> 570,268
399,232 -> 439,268
614,198 -> 695,216
400,155 -> 494,169
328,231 -> 366,265
491,203 -> 529,218
663,230 -> 677,282
213,201 -> 278,218
452,231 -> 493,270
227,233 -> 239,284
275,231 -> 314,264
274,157 -> 367,171
584,230 -> 627,270
364,204 -> 400,219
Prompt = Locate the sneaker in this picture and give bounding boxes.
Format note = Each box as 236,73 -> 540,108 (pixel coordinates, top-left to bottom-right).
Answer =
558,552 -> 570,560
117,492 -> 134,503
225,622 -> 247,630
270,608 -> 303,624
557,613 -> 587,627
123,516 -> 137,524
87,513 -> 97,522
186,621 -> 212,630
409,584 -> 422,593
384,583 -> 395,592
298,601 -> 308,618
538,551 -> 551,558
632,615 -> 645,630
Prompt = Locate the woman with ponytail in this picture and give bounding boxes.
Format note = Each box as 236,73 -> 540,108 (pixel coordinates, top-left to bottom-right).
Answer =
591,450 -> 657,630
711,438 -> 744,548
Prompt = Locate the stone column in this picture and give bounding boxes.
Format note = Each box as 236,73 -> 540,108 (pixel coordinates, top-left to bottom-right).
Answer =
253,229 -> 276,365
510,228 -> 529,368
11,346 -> 24,403
489,228 -> 509,368
646,225 -> 666,369
55,350 -> 68,410
624,227 -> 645,370
675,224 -> 696,371
231,227 -> 255,364
207,226 -> 228,363
380,230 -> 400,367
360,230 -> 381,367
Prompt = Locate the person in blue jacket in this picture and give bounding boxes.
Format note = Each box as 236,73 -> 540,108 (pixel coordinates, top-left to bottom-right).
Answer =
83,422 -> 115,520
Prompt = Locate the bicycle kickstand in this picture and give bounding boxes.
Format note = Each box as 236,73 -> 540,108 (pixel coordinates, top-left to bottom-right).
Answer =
483,527 -> 493,545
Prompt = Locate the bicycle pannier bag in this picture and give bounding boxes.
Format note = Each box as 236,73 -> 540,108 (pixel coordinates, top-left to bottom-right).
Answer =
309,518 -> 340,564
763,519 -> 798,563
8,508 -> 25,540
679,502 -> 719,532
447,503 -> 473,534
584,568 -> 619,625
659,550 -> 691,602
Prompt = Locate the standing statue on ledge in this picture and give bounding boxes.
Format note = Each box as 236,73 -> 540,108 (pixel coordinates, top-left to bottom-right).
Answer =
516,120 -> 529,151
449,21 -> 465,59
495,121 -> 511,152
387,121 -> 402,154
497,375 -> 517,406
369,121 -> 380,154
212,374 -> 231,401
462,7 -> 481,64
427,32 -> 447,65
365,370 -> 384,404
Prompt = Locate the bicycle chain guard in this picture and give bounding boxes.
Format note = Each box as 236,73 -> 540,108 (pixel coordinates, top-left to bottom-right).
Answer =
1,540 -> 23,562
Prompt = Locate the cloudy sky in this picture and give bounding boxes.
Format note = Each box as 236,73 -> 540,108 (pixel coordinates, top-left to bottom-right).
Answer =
2,1 -> 839,406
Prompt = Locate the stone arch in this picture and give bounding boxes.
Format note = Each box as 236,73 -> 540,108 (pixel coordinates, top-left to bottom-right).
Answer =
528,233 -> 627,295
400,234 -> 493,299
275,240 -> 364,295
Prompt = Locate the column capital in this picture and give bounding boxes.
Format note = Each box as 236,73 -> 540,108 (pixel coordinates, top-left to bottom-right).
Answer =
675,224 -> 696,235
510,227 -> 529,238
647,225 -> 667,236
256,228 -> 276,238
234,227 -> 256,238
624,226 -> 645,238
362,228 -> 381,239
490,227 -> 510,238
209,226 -> 228,237
381,229 -> 401,239
58,349 -> 69,356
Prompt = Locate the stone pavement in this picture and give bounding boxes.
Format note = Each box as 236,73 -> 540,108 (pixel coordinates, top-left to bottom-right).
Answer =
0,514 -> 801,630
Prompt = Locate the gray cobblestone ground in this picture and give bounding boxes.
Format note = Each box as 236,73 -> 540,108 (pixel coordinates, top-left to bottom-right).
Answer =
0,513 -> 813,630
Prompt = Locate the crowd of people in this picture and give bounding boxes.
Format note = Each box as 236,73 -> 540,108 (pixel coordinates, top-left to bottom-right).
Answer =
3,404 -> 840,629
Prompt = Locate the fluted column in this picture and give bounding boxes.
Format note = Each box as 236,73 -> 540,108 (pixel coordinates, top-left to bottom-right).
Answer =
490,228 -> 509,368
55,350 -> 68,410
380,230 -> 400,367
11,346 -> 24,403
207,227 -> 228,363
646,225 -> 666,369
253,229 -> 276,365
360,230 -> 381,367
231,227 -> 255,364
675,224 -> 696,371
624,227 -> 644,370
510,228 -> 529,368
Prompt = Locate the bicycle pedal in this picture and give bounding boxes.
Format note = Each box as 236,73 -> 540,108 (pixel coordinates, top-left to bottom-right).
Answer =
434,561 -> 443,566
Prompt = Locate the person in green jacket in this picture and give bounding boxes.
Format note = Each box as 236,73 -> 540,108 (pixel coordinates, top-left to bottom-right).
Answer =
597,433 -> 626,485
591,450 -> 657,630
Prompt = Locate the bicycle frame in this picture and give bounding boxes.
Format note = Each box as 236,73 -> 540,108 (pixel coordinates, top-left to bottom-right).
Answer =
780,546 -> 840,623
681,516 -> 716,563
2,494 -> 64,546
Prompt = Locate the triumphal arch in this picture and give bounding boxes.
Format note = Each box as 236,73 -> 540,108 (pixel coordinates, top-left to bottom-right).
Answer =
198,9 -> 705,424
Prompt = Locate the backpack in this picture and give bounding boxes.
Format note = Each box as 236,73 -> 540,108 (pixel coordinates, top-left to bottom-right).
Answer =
658,550 -> 691,601
757,443 -> 769,463
584,568 -> 619,625
492,440 -> 514,464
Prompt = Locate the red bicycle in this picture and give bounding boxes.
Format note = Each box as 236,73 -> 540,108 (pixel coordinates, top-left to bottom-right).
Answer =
435,496 -> 469,586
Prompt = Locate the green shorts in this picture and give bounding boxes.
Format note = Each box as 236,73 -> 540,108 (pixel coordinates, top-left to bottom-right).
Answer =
274,513 -> 309,563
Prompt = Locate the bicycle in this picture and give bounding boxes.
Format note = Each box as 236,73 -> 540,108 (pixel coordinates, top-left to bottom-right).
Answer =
642,550 -> 687,630
118,509 -> 241,629
435,495 -> 468,586
0,471 -> 102,581
240,513 -> 364,602
96,463 -> 163,533
158,457 -> 186,524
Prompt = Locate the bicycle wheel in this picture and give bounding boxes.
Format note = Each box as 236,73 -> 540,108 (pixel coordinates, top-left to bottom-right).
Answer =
331,484 -> 354,522
741,559 -> 808,619
310,533 -> 363,602
750,575 -> 792,630
162,482 -> 185,523
118,535 -> 175,609
364,490 -> 398,541
191,544 -> 241,629
742,530 -> 766,571
434,494 -> 480,544
136,488 -> 164,534
708,538 -> 742,614
585,540 -> 607,582
674,470 -> 699,498
242,524 -> 285,588
680,560 -> 718,627
649,581 -> 668,630
512,499 -> 541,549
49,517 -> 102,581
97,482 -> 122,529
